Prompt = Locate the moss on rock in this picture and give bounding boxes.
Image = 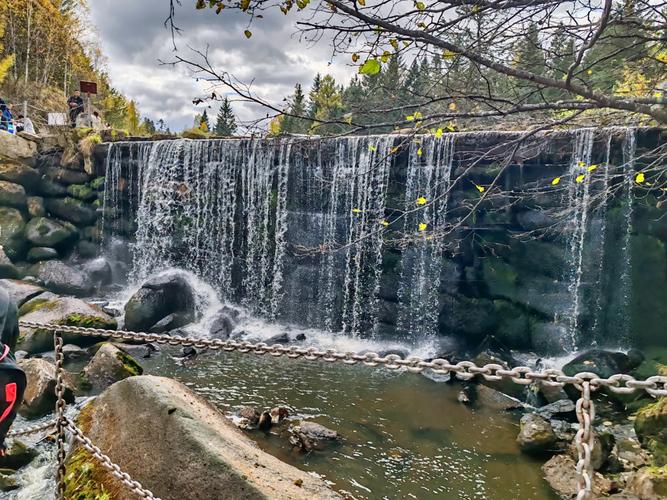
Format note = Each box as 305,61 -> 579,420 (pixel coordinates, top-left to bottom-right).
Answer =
64,313 -> 117,330
635,398 -> 667,465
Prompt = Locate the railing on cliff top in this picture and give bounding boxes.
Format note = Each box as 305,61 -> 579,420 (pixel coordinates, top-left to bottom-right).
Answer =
11,321 -> 667,500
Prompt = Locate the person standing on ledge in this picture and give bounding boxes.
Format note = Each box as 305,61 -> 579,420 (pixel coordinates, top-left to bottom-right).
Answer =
67,90 -> 84,127
0,285 -> 26,456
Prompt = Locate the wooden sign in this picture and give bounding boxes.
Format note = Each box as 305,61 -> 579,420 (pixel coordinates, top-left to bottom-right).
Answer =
79,81 -> 98,94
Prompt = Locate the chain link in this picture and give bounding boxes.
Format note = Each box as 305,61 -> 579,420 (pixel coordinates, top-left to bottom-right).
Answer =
575,382 -> 596,500
20,320 -> 667,396
18,320 -> 667,500
7,418 -> 56,438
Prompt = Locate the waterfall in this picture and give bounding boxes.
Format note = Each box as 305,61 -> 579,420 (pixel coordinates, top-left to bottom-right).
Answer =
396,135 -> 455,339
563,129 -> 595,350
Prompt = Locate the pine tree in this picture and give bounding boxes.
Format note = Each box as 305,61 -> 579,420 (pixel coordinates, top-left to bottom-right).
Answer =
141,117 -> 156,134
200,110 -> 210,131
310,75 -> 344,134
214,97 -> 237,136
281,83 -> 310,134
308,74 -> 322,119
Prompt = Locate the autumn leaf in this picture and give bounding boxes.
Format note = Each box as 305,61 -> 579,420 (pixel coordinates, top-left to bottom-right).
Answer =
474,183 -> 485,193
391,146 -> 400,154
443,50 -> 456,60
380,220 -> 390,226
415,1 -> 426,10
416,196 -> 427,205
358,0 -> 366,5
577,161 -> 586,168
390,39 -> 399,50
359,59 -> 381,75
244,30 -> 252,38
635,172 -> 645,184
434,128 -> 443,138
417,147 -> 423,157
381,51 -> 391,63
196,0 -> 206,9
369,144 -> 377,152
352,208 -> 362,214
575,174 -> 585,183
587,69 -> 593,75
418,222 -> 427,231
448,102 -> 456,111
352,53 -> 360,62
240,0 -> 251,10
446,122 -> 456,132
588,164 -> 598,172
406,115 -> 415,121
551,177 -> 561,186
414,111 -> 423,119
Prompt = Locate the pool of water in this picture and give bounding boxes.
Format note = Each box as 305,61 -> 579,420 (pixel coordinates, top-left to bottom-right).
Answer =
138,348 -> 557,500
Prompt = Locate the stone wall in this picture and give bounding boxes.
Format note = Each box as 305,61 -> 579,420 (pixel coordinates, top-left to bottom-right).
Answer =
0,131 -> 106,296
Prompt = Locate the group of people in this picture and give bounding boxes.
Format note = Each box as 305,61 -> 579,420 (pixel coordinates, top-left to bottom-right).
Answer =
0,99 -> 35,135
68,89 -> 104,129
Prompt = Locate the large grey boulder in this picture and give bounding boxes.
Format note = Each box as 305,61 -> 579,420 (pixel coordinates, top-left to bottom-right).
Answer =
45,197 -> 96,226
0,181 -> 26,209
0,279 -> 45,307
82,343 -> 143,392
40,167 -> 89,186
27,260 -> 92,296
0,248 -> 19,279
18,358 -> 75,418
124,272 -> 196,332
63,376 -> 341,500
0,207 -> 26,260
18,295 -> 116,353
26,247 -> 59,263
0,133 -> 37,163
0,162 -> 40,190
24,217 -> 77,248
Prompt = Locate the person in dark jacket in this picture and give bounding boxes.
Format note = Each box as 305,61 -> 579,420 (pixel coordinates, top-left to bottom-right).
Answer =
0,100 -> 13,133
0,286 -> 26,455
67,90 -> 84,127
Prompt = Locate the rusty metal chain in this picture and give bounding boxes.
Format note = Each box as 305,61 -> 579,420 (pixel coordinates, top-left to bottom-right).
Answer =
575,380 -> 596,500
53,330 -> 66,500
20,320 -> 667,397
64,417 -> 159,499
7,418 -> 57,438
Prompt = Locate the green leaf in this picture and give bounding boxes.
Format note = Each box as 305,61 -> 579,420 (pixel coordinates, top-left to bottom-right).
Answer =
415,1 -> 426,10
244,30 -> 252,38
359,59 -> 381,75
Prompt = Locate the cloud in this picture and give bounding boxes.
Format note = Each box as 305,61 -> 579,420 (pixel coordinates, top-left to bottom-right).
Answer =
90,0 -> 354,131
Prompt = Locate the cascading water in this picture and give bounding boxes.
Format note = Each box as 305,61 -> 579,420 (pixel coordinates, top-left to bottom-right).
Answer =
396,135 -> 455,339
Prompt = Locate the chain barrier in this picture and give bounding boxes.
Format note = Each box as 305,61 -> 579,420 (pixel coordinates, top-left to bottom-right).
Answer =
7,418 -> 56,438
17,320 -> 667,500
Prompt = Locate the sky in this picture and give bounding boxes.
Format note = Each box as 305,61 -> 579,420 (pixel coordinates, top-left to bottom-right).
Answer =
89,0 -> 355,131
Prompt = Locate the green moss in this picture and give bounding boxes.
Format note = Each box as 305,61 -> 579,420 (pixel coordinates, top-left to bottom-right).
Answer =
181,128 -> 209,139
18,298 -> 58,316
635,398 -> 667,465
90,177 -> 105,191
63,447 -> 111,500
64,313 -> 117,330
115,350 -> 143,377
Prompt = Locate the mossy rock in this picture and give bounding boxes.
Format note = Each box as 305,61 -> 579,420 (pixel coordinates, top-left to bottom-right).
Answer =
82,343 -> 143,392
67,184 -> 97,202
0,207 -> 26,260
90,177 -> 105,191
635,398 -> 667,465
63,446 -> 113,500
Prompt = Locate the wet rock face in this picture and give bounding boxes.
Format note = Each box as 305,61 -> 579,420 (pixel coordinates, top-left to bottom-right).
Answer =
516,413 -> 557,454
24,217 -> 76,248
124,272 -> 196,332
542,454 -> 612,498
562,350 -> 641,379
0,182 -> 27,209
289,421 -> 340,452
27,260 -> 92,297
634,398 -> 667,465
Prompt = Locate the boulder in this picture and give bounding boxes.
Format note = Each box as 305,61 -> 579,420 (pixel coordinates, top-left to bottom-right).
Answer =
0,207 -> 26,260
24,217 -> 77,248
40,167 -> 89,186
0,162 -> 40,190
37,177 -> 67,197
66,184 -> 96,202
18,358 -> 75,418
563,350 -> 640,379
209,311 -> 236,339
0,279 -> 44,307
77,240 -> 98,259
536,399 -> 576,421
0,181 -> 26,209
634,398 -> 667,465
45,197 -> 97,226
148,313 -> 192,333
124,272 -> 196,332
26,247 -> 59,263
18,295 -> 116,353
62,344 -> 88,362
0,469 -> 18,491
63,376 -> 340,500
83,258 -> 112,287
0,440 -> 38,470
438,293 -> 498,344
0,248 -> 19,279
236,406 -> 261,429
516,413 -> 557,454
27,260 -> 92,296
0,133 -> 37,163
473,384 -> 523,411
625,466 -> 667,499
82,343 -> 143,392
26,196 -> 45,218
542,454 -> 612,497
289,421 -> 339,452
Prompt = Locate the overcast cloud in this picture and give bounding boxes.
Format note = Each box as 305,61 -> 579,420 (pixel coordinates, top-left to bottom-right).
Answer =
90,0 -> 355,131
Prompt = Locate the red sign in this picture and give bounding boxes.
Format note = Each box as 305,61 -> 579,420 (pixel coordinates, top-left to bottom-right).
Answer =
79,81 -> 98,95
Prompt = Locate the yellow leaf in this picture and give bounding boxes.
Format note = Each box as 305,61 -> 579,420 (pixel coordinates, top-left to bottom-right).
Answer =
414,111 -> 423,119
418,222 -> 427,231
380,220 -> 389,227
471,5 -> 480,13
443,50 -> 456,60
654,92 -> 663,98
635,172 -> 645,184
434,128 -> 443,138
448,102 -> 456,111
352,208 -> 362,213
381,51 -> 391,63
390,146 -> 399,154
369,145 -> 377,152
415,1 -> 425,10
474,184 -> 485,193
575,174 -> 585,183
551,177 -> 561,185
577,161 -> 586,168
358,0 -> 365,5
446,122 -> 456,132
417,148 -> 423,157
244,30 -> 253,39
416,196 -> 427,206
352,53 -> 360,62
588,164 -> 598,172
406,115 -> 415,122
656,52 -> 667,63
587,69 -> 593,75
390,39 -> 398,50
240,0 -> 251,10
